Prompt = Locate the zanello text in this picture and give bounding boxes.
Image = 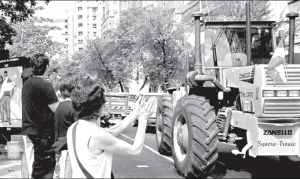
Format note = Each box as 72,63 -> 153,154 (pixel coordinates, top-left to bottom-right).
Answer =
263,130 -> 292,135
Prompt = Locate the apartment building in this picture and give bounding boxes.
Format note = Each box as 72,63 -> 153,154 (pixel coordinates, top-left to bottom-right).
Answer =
64,1 -> 102,57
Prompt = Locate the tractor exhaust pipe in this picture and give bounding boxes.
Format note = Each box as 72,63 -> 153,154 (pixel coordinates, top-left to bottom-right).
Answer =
192,12 -> 204,74
286,12 -> 299,64
189,12 -> 229,91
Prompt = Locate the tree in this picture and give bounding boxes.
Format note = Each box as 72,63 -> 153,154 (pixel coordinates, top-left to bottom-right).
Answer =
6,17 -> 63,59
75,34 -> 135,92
127,7 -> 185,90
210,1 -> 272,21
73,6 -> 185,92
180,1 -> 271,25
0,0 -> 50,48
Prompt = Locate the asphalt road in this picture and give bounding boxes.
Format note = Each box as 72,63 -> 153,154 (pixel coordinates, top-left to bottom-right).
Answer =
112,126 -> 182,178
113,126 -> 300,179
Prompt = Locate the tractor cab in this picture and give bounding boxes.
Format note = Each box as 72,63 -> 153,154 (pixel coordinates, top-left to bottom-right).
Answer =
203,21 -> 275,67
187,21 -> 276,79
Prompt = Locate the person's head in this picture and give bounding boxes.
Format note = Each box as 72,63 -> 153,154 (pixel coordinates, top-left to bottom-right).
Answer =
71,80 -> 106,120
4,71 -> 8,78
59,82 -> 75,99
30,53 -> 49,76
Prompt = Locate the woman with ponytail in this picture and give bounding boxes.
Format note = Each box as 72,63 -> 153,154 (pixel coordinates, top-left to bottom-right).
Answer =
67,79 -> 156,178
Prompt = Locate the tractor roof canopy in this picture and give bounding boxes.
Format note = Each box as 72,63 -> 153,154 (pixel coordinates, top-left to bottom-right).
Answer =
204,21 -> 275,28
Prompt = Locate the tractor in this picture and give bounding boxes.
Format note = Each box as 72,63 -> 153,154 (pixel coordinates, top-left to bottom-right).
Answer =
155,2 -> 300,178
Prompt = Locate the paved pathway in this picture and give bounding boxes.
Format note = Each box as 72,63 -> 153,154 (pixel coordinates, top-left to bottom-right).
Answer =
0,145 -> 21,178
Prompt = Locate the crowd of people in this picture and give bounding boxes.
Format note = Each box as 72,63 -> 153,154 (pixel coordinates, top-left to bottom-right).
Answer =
21,53 -> 157,179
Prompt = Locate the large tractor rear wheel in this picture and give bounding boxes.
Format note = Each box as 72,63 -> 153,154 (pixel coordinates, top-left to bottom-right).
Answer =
172,95 -> 218,178
156,95 -> 173,156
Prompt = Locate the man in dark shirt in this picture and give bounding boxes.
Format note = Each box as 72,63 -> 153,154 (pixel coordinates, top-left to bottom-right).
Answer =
52,82 -> 76,178
22,53 -> 60,179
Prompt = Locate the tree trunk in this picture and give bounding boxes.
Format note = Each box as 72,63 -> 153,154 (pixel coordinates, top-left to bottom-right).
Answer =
139,76 -> 149,92
118,81 -> 124,92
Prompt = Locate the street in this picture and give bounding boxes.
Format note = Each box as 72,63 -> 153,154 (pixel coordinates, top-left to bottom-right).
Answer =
0,127 -> 300,178
114,126 -> 300,178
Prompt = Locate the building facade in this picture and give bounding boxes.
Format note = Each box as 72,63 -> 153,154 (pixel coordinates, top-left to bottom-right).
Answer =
64,1 -> 102,58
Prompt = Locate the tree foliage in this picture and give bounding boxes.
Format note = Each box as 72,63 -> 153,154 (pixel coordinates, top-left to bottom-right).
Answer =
73,6 -> 185,92
7,17 -> 63,59
131,7 -> 185,89
0,0 -> 50,48
210,1 -> 271,21
181,1 -> 271,25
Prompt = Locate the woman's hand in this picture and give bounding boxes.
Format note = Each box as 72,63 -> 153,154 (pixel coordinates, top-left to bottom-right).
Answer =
138,96 -> 157,122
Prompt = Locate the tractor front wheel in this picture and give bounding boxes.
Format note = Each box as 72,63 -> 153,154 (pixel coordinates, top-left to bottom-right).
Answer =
172,95 -> 218,178
156,95 -> 173,156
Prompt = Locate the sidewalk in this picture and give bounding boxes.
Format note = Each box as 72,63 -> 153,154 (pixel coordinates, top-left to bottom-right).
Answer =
0,144 -> 21,178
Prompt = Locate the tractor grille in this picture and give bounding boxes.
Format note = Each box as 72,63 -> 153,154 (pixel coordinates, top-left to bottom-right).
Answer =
264,98 -> 300,114
265,66 -> 300,86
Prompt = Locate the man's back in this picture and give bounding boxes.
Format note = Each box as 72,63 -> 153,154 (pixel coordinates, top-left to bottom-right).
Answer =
22,76 -> 58,136
54,100 -> 76,141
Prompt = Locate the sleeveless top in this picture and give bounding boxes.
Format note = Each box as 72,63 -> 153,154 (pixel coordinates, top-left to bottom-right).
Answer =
67,120 -> 113,178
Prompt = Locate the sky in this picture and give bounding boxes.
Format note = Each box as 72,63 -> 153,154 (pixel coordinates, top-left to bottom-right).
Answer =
34,1 -> 74,19
34,1 -> 75,43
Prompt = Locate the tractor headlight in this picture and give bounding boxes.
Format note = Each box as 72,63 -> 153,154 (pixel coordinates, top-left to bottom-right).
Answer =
276,90 -> 288,97
263,90 -> 275,97
289,90 -> 300,97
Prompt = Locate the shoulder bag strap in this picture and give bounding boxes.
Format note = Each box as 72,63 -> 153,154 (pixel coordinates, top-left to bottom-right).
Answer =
72,122 -> 94,179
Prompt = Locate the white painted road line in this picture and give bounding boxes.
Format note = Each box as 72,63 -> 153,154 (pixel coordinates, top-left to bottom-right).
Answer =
121,134 -> 174,163
136,165 -> 149,168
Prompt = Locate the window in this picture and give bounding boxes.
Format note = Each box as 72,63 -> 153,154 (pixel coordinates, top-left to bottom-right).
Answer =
78,31 -> 83,36
65,19 -> 68,23
65,31 -> 68,35
78,7 -> 82,11
78,40 -> 83,44
93,24 -> 97,28
92,7 -> 98,12
93,15 -> 96,20
78,23 -> 83,27
93,32 -> 97,36
65,25 -> 68,28
78,15 -> 83,19
65,38 -> 68,43
79,48 -> 83,50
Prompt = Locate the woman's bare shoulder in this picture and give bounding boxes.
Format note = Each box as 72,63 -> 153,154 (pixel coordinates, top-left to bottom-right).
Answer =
91,126 -> 115,145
